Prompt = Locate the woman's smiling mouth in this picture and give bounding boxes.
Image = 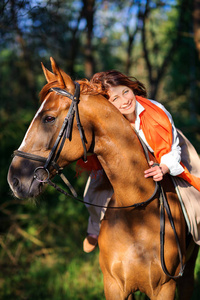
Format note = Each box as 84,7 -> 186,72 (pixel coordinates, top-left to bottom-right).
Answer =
121,101 -> 133,110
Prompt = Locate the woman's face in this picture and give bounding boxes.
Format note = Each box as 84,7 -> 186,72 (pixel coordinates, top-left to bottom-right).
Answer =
108,85 -> 136,116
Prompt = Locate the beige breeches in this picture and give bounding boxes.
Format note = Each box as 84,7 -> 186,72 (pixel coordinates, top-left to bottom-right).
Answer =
84,170 -> 113,235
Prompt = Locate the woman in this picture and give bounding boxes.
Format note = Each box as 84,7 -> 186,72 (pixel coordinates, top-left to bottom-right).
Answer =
80,70 -> 200,252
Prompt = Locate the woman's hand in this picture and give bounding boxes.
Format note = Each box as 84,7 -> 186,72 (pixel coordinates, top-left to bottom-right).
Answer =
144,161 -> 169,181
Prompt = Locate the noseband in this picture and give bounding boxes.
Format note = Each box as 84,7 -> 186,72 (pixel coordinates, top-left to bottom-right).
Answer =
13,82 -> 87,186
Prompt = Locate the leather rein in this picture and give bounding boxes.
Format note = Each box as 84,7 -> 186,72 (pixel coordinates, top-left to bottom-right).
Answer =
13,82 -> 185,279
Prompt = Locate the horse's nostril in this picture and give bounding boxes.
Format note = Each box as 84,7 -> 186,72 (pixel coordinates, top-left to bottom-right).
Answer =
13,177 -> 19,187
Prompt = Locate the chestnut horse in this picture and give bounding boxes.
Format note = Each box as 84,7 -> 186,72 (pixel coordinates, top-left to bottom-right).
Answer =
8,58 -> 198,299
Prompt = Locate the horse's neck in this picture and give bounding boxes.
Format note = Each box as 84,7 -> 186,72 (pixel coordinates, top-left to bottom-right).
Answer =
86,99 -> 156,206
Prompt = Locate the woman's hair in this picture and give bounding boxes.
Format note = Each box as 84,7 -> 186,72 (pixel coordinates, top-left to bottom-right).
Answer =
90,70 -> 147,98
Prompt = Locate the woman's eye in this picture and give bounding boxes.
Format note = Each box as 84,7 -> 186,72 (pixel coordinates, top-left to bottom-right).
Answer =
43,116 -> 56,123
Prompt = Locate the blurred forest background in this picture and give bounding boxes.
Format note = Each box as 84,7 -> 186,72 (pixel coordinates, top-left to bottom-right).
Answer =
1,0 -> 200,299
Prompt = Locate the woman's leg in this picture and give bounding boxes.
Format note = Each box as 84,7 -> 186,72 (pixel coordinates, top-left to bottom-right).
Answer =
83,170 -> 113,252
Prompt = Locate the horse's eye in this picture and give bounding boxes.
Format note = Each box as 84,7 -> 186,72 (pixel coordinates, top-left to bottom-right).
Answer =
43,116 -> 56,123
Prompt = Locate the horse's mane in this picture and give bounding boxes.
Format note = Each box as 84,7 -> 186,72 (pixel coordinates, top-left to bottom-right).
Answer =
39,79 -> 104,103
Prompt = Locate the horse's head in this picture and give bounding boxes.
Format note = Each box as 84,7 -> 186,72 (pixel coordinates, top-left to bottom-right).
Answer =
7,58 -> 95,199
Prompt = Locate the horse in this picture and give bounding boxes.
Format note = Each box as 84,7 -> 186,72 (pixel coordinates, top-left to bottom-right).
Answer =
7,58 -> 199,299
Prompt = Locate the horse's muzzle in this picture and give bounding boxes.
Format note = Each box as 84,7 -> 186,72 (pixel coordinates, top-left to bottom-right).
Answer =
7,158 -> 46,199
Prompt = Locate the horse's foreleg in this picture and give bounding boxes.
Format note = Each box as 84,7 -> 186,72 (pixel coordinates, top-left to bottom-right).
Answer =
150,280 -> 176,300
103,275 -> 133,300
127,294 -> 135,300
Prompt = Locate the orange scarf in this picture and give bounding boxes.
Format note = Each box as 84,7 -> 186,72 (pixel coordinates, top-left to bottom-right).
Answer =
136,95 -> 200,192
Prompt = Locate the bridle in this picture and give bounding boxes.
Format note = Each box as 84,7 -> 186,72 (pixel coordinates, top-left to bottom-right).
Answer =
13,82 -> 185,279
14,82 -> 87,191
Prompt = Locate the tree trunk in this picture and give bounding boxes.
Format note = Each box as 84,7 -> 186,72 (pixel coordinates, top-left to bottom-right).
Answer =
82,0 -> 95,78
10,0 -> 38,106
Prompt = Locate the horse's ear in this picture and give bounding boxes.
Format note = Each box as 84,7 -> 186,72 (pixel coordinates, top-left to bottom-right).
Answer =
50,57 -> 75,93
59,68 -> 75,94
41,62 -> 56,83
